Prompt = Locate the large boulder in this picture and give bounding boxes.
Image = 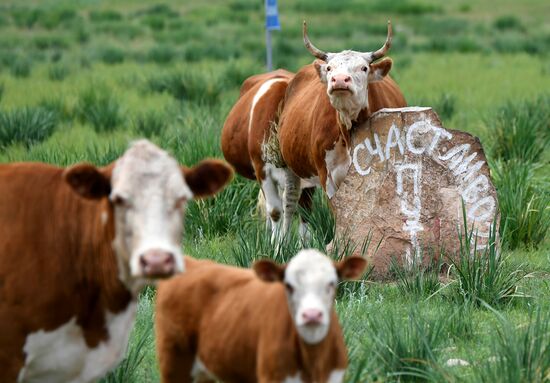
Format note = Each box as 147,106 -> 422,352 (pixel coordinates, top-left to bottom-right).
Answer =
331,107 -> 499,277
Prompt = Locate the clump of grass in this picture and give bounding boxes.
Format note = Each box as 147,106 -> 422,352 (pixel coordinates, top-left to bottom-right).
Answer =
147,44 -> 176,64
477,307 -> 550,383
186,177 -> 258,242
391,255 -> 442,299
96,45 -> 125,65
366,307 -> 453,381
488,97 -> 550,163
492,159 -> 550,249
38,97 -> 71,122
132,110 -> 168,138
48,64 -> 70,81
89,10 -> 123,22
147,71 -> 223,105
373,0 -> 443,15
298,189 -> 335,247
433,93 -> 456,121
10,58 -> 31,78
0,82 -> 4,103
75,86 -> 123,132
229,217 -> 302,267
448,206 -> 528,307
0,107 -> 58,148
493,15 -> 524,31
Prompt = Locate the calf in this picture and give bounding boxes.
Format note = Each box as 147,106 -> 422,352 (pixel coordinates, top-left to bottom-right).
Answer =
156,249 -> 367,383
0,140 -> 232,382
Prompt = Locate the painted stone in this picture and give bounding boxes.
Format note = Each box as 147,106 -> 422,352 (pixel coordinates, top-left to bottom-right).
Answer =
331,107 -> 499,277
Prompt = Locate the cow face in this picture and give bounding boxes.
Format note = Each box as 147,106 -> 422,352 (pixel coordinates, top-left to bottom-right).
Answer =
64,140 -> 232,289
304,21 -> 393,124
254,249 -> 366,344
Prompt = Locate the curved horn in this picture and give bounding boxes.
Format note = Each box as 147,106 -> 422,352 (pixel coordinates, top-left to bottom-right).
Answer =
303,21 -> 328,61
370,21 -> 393,62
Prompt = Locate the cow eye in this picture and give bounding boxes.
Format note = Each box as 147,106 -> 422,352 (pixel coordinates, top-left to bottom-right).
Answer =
361,66 -> 368,72
326,66 -> 331,72
110,194 -> 129,207
285,282 -> 294,293
327,281 -> 336,292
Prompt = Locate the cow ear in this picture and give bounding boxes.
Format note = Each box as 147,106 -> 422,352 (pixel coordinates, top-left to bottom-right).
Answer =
335,256 -> 367,280
253,259 -> 286,282
313,60 -> 328,83
64,163 -> 111,200
182,159 -> 233,199
368,58 -> 392,82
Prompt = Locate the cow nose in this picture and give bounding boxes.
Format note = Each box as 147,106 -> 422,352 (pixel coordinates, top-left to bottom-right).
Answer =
302,309 -> 323,325
331,74 -> 351,88
139,249 -> 175,278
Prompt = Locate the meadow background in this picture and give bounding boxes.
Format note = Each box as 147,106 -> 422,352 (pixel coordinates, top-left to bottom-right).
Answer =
0,0 -> 549,381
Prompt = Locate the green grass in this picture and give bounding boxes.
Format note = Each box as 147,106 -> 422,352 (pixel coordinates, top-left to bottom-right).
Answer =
0,0 -> 549,381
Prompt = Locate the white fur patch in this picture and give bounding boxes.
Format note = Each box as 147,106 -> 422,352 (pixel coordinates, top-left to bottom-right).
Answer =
328,369 -> 346,383
18,302 -> 137,383
191,357 -> 218,382
283,373 -> 303,383
248,78 -> 287,134
324,141 -> 351,199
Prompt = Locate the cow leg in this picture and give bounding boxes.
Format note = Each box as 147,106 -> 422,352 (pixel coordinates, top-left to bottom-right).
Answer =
282,170 -> 301,236
156,321 -> 195,383
298,187 -> 315,243
260,172 -> 283,243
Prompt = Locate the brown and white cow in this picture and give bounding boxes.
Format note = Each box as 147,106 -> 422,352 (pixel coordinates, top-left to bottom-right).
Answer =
222,69 -> 296,240
275,21 -> 407,234
156,249 -> 367,383
0,140 -> 232,383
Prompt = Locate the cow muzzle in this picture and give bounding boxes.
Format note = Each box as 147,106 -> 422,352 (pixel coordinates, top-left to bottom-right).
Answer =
139,249 -> 176,278
301,308 -> 324,325
330,74 -> 352,94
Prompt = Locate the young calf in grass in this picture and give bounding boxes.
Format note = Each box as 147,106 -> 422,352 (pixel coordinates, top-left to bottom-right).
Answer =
155,249 -> 367,383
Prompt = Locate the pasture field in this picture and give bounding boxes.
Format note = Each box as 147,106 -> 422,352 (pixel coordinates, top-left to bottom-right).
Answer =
0,0 -> 549,381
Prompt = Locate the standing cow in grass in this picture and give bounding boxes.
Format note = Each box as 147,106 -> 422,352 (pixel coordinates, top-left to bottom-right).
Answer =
222,69 -> 295,240
222,22 -> 406,241
0,140 -> 232,383
155,249 -> 367,383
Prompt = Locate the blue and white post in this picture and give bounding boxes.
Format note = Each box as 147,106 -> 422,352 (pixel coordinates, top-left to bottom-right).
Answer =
265,0 -> 280,71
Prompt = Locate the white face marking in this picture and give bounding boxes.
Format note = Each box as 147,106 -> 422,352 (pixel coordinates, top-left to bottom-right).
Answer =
18,303 -> 137,383
284,249 -> 338,344
110,140 -> 191,287
318,51 -> 372,122
249,78 -> 286,134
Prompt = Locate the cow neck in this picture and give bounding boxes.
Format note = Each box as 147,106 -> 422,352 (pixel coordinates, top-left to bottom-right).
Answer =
291,319 -> 341,381
66,193 -> 133,310
335,107 -> 370,148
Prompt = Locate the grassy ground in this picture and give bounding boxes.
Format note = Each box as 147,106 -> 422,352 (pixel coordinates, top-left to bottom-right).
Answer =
0,0 -> 549,382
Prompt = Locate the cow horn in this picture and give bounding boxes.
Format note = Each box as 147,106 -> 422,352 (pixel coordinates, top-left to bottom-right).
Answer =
370,21 -> 393,62
303,21 -> 328,61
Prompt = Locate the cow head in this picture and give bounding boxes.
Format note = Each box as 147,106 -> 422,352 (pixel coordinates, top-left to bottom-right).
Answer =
254,249 -> 367,344
63,140 -> 232,290
304,21 -> 393,127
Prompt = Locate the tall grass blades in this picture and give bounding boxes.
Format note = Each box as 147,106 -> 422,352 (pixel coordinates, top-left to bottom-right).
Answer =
492,159 -> 550,249
488,96 -> 550,163
448,205 -> 528,307
298,190 -> 335,247
186,177 -> 258,241
366,307 -> 454,382
48,64 -> 70,81
132,110 -> 168,138
147,71 -> 222,105
0,82 -> 4,103
478,307 -> 550,383
0,107 -> 57,148
391,254 -> 442,300
100,296 -> 157,383
75,87 -> 124,132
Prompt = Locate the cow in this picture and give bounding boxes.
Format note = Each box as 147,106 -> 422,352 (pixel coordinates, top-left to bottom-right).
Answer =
155,249 -> 367,383
0,140 -> 232,383
275,21 -> 407,235
221,69 -> 297,240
